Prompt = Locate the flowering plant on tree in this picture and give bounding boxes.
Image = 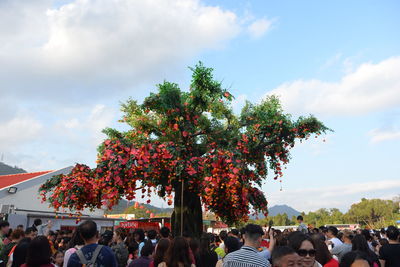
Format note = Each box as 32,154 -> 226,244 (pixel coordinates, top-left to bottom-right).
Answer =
40,62 -> 330,237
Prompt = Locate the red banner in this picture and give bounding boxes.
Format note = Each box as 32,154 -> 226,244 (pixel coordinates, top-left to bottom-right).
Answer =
118,221 -> 160,231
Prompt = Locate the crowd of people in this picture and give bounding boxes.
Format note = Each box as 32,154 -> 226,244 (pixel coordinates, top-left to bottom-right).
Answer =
0,216 -> 399,267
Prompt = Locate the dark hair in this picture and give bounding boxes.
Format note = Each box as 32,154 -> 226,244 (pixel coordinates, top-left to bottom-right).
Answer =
272,246 -> 296,266
379,238 -> 389,246
219,230 -> 227,241
328,226 -> 339,237
160,226 -> 170,238
78,220 -> 97,240
17,224 -> 24,228
352,234 -> 379,265
288,232 -> 315,251
297,215 -> 304,221
147,229 -> 157,240
386,226 -> 399,241
115,228 -> 126,240
311,235 -> 332,265
11,229 -> 25,240
198,233 -> 211,256
243,224 -> 264,242
340,250 -> 370,267
25,227 -> 37,235
26,236 -> 52,267
0,220 -> 10,228
11,238 -> 31,267
361,229 -> 372,241
127,240 -> 139,255
153,238 -> 170,266
189,238 -> 199,254
224,236 -> 240,254
68,228 -> 85,248
33,219 -> 42,226
47,230 -> 56,237
98,230 -> 113,245
230,229 -> 239,236
165,236 -> 192,267
141,240 -> 154,257
134,229 -> 145,242
208,233 -> 215,243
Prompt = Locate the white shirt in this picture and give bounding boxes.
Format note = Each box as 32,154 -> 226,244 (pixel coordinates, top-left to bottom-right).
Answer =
329,237 -> 343,248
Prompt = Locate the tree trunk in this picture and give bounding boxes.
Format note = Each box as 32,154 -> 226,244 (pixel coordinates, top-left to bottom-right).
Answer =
171,182 -> 203,238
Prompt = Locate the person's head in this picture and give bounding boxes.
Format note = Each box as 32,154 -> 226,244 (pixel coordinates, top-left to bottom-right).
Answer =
17,224 -> 24,230
99,230 -> 113,246
310,235 -> 332,265
147,229 -> 157,240
272,246 -> 301,267
360,229 -> 372,242
297,216 -> 303,223
0,220 -> 10,235
198,233 -> 211,255
141,240 -> 154,257
243,223 -> 264,248
11,228 -> 25,242
288,232 -> 316,267
12,237 -> 31,267
25,227 -> 38,240
134,228 -> 145,243
219,230 -> 228,242
208,232 -> 216,244
165,236 -> 191,267
342,230 -> 354,244
160,226 -> 170,239
224,236 -> 240,254
386,225 -> 399,241
78,220 -> 98,242
113,228 -> 126,243
379,238 -> 389,246
327,226 -> 339,238
340,250 -> 370,267
47,230 -> 56,242
33,218 -> 42,227
26,236 -> 52,266
53,250 -> 64,265
153,238 -> 170,266
68,228 -> 85,248
351,234 -> 370,253
189,238 -> 199,254
230,229 -> 240,238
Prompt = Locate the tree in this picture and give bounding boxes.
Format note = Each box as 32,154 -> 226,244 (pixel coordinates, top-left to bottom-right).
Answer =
346,198 -> 398,228
39,63 -> 329,237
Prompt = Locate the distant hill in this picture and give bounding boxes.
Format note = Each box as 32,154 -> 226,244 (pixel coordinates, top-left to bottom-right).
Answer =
0,162 -> 27,175
107,199 -> 173,215
251,204 -> 300,219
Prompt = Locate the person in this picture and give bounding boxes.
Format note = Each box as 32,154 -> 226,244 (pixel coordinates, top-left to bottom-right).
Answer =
0,229 -> 25,266
53,251 -> 64,267
223,224 -> 270,267
47,231 -> 57,255
311,237 -> 338,267
211,233 -> 225,259
331,230 -> 353,263
67,220 -> 117,267
159,227 -> 170,240
271,246 -> 302,267
219,231 -> 228,251
379,226 -> 400,267
260,229 -> 276,262
11,238 -> 31,267
340,251 -> 370,267
134,229 -> 145,257
32,219 -> 51,236
158,236 -> 194,267
216,236 -> 241,267
326,227 -> 343,249
63,229 -> 84,267
24,228 -> 37,240
16,226 -> 24,232
297,216 -> 308,234
21,236 -> 54,267
351,234 -> 379,267
149,238 -> 169,267
288,232 -> 321,267
98,230 -> 113,246
128,240 -> 154,267
0,220 -> 10,250
111,228 -> 129,267
194,233 -> 218,267
147,230 -> 157,248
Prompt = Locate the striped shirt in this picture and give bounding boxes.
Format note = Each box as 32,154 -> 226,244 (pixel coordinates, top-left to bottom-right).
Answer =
223,246 -> 270,267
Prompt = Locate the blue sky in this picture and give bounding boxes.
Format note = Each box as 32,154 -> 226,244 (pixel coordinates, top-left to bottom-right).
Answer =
0,0 -> 399,212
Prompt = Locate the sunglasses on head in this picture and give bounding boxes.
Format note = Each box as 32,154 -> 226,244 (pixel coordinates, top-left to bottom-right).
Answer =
297,249 -> 316,257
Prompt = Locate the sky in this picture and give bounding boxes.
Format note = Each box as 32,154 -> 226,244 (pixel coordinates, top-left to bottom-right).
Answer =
0,0 -> 399,213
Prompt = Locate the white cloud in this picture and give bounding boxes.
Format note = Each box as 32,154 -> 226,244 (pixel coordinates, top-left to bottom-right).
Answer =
368,128 -> 400,143
0,115 -> 43,149
267,56 -> 400,116
247,18 -> 272,38
267,179 -> 400,212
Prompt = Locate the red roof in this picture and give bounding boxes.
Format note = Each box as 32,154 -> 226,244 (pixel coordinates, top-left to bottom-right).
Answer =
0,171 -> 53,189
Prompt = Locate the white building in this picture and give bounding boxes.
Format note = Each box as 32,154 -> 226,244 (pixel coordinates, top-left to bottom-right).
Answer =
0,167 -> 116,232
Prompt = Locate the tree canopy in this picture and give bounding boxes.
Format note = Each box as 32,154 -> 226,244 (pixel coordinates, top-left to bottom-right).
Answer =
40,62 -> 329,235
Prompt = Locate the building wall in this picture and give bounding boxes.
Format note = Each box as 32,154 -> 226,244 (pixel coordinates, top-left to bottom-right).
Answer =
0,167 -> 104,217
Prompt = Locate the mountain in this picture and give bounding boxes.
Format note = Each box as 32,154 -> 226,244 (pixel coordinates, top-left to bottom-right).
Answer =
107,199 -> 173,214
0,162 -> 27,175
251,204 -> 300,219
